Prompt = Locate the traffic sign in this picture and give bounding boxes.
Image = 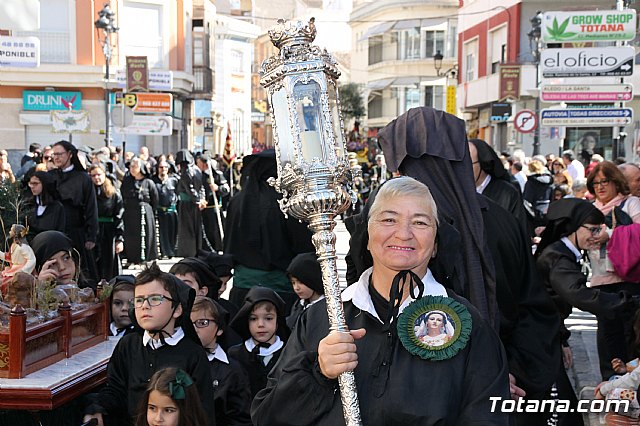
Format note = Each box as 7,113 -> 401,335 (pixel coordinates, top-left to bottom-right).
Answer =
540,84 -> 633,102
541,47 -> 634,78
540,108 -> 633,127
542,10 -> 637,43
111,105 -> 134,128
514,110 -> 538,133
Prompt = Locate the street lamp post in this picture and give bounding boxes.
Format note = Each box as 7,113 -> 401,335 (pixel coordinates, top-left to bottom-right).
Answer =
95,3 -> 119,147
528,11 -> 542,156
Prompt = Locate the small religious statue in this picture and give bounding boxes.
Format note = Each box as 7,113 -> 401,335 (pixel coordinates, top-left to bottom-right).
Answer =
1,225 -> 36,295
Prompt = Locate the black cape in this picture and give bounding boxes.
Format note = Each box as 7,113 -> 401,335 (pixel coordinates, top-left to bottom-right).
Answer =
252,290 -> 510,425
376,107 -> 497,323
223,150 -> 314,272
208,355 -> 252,426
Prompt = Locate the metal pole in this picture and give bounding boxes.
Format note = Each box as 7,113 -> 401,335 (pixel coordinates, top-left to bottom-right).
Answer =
104,43 -> 111,147
532,42 -> 541,156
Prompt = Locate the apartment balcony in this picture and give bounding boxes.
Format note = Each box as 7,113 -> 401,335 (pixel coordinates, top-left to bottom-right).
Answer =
459,64 -> 537,109
193,65 -> 213,99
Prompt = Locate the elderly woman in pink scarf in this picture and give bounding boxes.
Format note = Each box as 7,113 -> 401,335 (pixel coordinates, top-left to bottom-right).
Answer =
586,160 -> 640,380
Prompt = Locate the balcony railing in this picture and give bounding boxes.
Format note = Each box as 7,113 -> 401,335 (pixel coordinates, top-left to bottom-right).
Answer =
193,66 -> 213,95
15,30 -> 70,64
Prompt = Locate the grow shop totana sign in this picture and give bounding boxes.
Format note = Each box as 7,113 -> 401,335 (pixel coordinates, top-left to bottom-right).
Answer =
542,10 -> 637,42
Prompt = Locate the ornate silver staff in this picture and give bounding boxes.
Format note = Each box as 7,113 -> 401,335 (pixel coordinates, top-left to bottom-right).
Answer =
260,18 -> 362,426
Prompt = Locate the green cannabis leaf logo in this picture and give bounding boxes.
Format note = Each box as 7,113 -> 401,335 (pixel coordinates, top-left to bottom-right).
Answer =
546,17 -> 577,39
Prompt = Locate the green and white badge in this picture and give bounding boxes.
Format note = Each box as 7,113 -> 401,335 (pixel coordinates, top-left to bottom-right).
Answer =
397,295 -> 472,361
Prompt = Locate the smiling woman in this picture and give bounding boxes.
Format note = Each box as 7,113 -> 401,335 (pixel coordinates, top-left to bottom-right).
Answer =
252,176 -> 511,425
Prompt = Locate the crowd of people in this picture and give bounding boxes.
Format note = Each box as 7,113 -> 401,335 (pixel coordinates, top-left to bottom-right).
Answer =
2,105 -> 640,425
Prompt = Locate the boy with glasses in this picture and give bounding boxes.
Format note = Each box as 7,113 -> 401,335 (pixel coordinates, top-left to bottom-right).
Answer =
83,262 -> 214,426
191,296 -> 251,426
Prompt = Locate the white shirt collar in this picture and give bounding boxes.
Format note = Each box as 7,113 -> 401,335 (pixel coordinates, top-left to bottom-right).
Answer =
207,346 -> 229,364
476,174 -> 492,194
62,164 -> 74,172
561,237 -> 582,262
142,326 -> 185,350
342,267 -> 448,324
110,322 -> 126,337
301,295 -> 325,309
244,335 -> 283,356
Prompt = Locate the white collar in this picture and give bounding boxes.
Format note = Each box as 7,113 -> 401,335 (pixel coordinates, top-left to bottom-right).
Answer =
110,322 -> 127,337
476,174 -> 492,194
142,326 -> 184,350
62,164 -> 74,172
244,335 -> 283,356
342,267 -> 448,324
561,237 -> 582,262
207,346 -> 229,364
301,295 -> 325,309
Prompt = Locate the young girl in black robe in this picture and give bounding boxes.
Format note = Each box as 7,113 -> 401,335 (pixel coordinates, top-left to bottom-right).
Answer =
228,286 -> 290,398
89,164 -> 124,280
25,170 -> 66,241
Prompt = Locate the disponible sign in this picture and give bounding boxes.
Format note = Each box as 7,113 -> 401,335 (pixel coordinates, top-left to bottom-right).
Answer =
540,108 -> 633,127
23,91 -> 82,111
541,47 -> 634,78
542,10 -> 636,42
540,84 -> 633,102
0,36 -> 39,68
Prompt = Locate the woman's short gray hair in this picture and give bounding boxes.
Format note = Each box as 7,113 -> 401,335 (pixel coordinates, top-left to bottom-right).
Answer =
572,178 -> 587,192
368,176 -> 439,226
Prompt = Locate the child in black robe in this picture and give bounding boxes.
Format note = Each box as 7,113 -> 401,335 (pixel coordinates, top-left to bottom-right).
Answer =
191,296 -> 252,426
83,262 -> 215,426
285,252 -> 325,330
108,275 -> 136,337
228,286 -> 290,398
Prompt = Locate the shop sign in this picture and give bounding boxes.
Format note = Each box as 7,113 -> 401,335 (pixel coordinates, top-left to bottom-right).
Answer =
499,65 -> 520,101
115,92 -> 173,113
540,108 -> 633,127
126,56 -> 148,92
118,115 -> 173,135
540,84 -> 633,102
541,47 -> 634,78
23,90 -> 82,111
542,10 -> 636,42
0,36 -> 39,67
115,69 -> 173,91
490,103 -> 512,122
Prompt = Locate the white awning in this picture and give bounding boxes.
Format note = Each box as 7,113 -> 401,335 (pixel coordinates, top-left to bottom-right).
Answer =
391,76 -> 421,87
421,18 -> 448,31
393,19 -> 421,30
367,78 -> 395,91
358,21 -> 396,41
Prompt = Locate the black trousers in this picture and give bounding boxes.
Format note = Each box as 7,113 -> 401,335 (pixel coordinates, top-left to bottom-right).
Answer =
156,209 -> 177,258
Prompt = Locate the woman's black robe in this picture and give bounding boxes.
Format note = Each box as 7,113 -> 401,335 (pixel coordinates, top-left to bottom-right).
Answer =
95,186 -> 124,280
120,174 -> 158,264
252,290 -> 510,425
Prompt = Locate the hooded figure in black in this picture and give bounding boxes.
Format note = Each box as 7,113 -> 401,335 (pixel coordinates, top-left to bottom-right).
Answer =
84,263 -> 215,425
152,160 -> 179,258
31,229 -> 92,290
175,149 -> 206,257
536,199 -> 638,386
50,140 -> 99,281
223,150 -> 315,311
228,286 -> 290,398
170,256 -> 241,346
120,157 -> 158,265
468,138 -> 528,230
375,108 -> 497,323
285,252 -> 325,329
196,152 -> 229,252
107,274 -> 136,337
371,108 -> 568,423
24,170 -> 66,241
